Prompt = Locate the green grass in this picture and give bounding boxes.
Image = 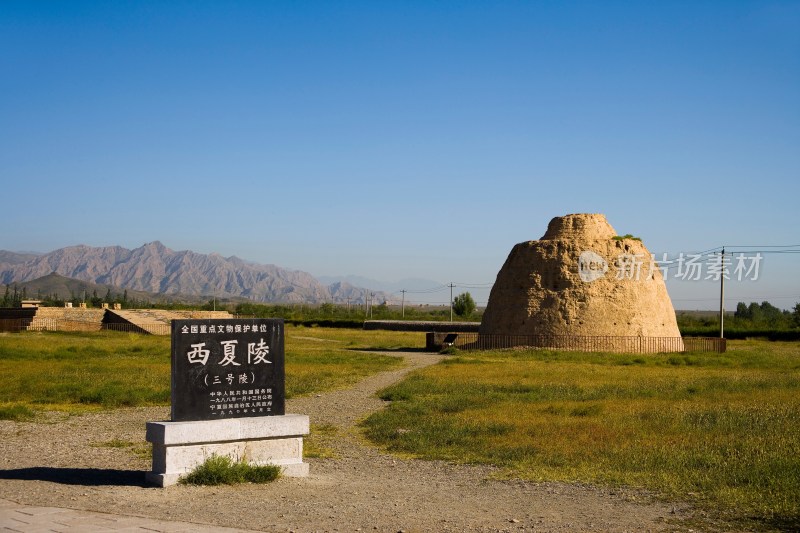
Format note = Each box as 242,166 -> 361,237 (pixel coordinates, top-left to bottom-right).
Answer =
0,403 -> 36,421
284,327 -> 411,397
179,455 -> 280,485
0,327 -> 416,415
362,340 -> 800,529
0,331 -> 171,412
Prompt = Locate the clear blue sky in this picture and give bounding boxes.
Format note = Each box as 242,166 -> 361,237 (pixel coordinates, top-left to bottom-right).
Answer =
2,1 -> 798,309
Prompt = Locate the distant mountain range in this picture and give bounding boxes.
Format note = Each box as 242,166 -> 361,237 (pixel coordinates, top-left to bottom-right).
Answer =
0,242 -> 391,305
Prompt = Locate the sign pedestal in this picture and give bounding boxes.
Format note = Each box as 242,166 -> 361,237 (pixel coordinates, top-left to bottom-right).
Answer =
146,414 -> 309,487
147,318 -> 306,487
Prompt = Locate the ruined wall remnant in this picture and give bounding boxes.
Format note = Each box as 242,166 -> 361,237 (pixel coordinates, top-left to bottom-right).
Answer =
479,213 -> 681,341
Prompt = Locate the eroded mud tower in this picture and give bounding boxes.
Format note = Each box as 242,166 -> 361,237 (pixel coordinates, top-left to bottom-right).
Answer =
480,213 -> 681,341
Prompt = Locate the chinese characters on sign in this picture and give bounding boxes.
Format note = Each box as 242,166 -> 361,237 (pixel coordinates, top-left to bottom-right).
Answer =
578,251 -> 763,283
171,319 -> 285,422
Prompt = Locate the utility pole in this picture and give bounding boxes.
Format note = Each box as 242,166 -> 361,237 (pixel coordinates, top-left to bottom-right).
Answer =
449,283 -> 455,322
719,248 -> 725,339
400,289 -> 406,318
370,292 -> 375,319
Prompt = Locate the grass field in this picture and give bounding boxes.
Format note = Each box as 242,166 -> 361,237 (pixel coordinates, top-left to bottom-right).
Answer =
2,328 -> 796,528
0,326 -> 418,416
362,340 -> 800,530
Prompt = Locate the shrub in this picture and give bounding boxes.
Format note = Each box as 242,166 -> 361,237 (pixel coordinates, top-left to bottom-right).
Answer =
179,455 -> 280,485
612,234 -> 642,241
452,292 -> 476,317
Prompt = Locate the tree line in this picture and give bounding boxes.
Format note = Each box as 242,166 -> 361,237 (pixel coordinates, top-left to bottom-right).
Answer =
234,291 -> 481,323
678,300 -> 800,337
9,285 -> 795,334
1,284 -> 482,322
1,284 -> 145,309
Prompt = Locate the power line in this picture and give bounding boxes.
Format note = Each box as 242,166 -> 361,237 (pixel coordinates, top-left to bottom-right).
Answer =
363,243 -> 798,308
403,285 -> 449,294
713,244 -> 800,249
653,245 -> 800,258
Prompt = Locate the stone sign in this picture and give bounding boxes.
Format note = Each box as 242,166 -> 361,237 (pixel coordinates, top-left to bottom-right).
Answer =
171,318 -> 285,422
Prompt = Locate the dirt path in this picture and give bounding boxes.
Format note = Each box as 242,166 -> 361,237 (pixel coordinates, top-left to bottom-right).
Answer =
0,351 -> 698,532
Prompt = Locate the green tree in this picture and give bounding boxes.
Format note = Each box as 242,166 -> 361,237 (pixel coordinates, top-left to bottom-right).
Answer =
793,303 -> 800,329
90,289 -> 102,308
758,301 -> 783,324
748,302 -> 763,323
734,302 -> 750,319
453,292 -> 476,318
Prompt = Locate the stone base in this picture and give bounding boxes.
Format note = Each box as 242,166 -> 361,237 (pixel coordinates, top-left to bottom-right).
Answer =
145,414 -> 309,487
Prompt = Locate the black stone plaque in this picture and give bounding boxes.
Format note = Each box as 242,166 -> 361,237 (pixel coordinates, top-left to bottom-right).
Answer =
170,318 -> 285,422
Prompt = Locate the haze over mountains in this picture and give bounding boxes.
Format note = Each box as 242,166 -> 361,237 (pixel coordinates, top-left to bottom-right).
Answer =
317,275 -> 446,297
0,242 -> 392,305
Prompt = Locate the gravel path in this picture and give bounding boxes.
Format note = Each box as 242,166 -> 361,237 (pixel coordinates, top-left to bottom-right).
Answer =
0,350 -> 698,532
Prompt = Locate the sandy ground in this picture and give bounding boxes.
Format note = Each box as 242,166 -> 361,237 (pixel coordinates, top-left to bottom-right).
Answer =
0,350 -> 712,532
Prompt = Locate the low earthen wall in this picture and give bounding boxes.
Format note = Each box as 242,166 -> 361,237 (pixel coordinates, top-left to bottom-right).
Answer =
364,320 -> 480,332
30,307 -> 106,331
426,332 -> 726,354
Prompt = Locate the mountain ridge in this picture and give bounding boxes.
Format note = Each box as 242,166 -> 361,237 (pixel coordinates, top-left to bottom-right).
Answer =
0,242 -> 390,305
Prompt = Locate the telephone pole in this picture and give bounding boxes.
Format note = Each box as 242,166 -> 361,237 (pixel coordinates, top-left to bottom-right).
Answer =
400,289 -> 406,318
449,283 -> 455,322
719,248 -> 725,339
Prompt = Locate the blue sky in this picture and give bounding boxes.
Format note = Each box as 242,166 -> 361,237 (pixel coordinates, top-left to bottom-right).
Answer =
2,1 -> 799,309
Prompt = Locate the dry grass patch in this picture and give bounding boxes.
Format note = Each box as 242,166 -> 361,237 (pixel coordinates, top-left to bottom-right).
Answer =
304,422 -> 340,459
